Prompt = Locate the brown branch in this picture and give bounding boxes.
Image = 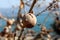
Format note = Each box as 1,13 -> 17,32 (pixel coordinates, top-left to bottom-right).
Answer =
16,0 -> 23,24
28,0 -> 37,13
18,28 -> 24,40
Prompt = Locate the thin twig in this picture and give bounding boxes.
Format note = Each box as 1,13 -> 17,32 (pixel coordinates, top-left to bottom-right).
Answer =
36,0 -> 56,16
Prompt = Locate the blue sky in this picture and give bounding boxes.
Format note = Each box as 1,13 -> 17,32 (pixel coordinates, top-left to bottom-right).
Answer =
0,0 -> 20,8
0,0 -> 52,8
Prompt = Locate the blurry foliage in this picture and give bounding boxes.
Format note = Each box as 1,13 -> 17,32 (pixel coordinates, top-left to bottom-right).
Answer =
51,21 -> 60,35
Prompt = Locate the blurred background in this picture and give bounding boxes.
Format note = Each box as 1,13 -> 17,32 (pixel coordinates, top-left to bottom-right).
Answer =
0,0 -> 60,33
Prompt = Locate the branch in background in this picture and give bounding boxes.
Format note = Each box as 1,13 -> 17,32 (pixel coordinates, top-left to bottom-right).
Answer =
20,0 -> 24,9
28,0 -> 37,13
17,0 -> 24,24
25,2 -> 31,6
36,0 -> 57,16
24,0 -> 32,6
0,13 -> 8,21
17,0 -> 24,40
